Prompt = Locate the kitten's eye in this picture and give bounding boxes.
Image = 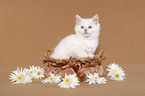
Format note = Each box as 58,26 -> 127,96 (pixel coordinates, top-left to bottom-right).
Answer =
88,26 -> 92,29
81,26 -> 84,29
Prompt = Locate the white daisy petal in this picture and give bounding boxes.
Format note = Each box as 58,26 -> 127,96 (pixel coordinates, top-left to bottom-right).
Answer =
28,65 -> 38,78
85,73 -> 99,84
107,63 -> 126,81
28,66 -> 45,79
42,73 -> 61,84
9,67 -> 32,84
96,77 -> 107,84
85,73 -> 107,84
58,73 -> 80,88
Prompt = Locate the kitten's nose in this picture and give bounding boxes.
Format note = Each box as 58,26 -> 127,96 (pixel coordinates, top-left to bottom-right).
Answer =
84,29 -> 87,33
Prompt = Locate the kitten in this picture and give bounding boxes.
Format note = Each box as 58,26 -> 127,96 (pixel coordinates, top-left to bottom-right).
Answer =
50,14 -> 100,59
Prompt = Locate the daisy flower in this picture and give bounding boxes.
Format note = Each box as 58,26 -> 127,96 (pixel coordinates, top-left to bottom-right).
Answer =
107,63 -> 126,81
33,66 -> 45,79
42,73 -> 61,84
96,77 -> 107,84
58,73 -> 80,88
109,69 -> 126,81
28,65 -> 38,78
9,67 -> 32,84
85,73 -> 107,84
85,73 -> 99,84
107,63 -> 122,73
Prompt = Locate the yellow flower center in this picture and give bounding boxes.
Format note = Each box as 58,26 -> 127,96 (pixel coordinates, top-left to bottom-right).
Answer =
115,74 -> 119,78
30,71 -> 33,74
18,76 -> 22,80
94,77 -> 98,79
65,79 -> 70,83
37,72 -> 41,76
50,77 -> 54,80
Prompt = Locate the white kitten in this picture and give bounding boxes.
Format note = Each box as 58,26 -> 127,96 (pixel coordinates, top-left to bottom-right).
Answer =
50,14 -> 100,59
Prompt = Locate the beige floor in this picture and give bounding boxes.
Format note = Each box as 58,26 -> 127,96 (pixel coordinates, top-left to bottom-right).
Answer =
1,64 -> 145,96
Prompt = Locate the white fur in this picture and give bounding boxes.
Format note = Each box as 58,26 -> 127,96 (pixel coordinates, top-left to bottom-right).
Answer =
50,14 -> 100,59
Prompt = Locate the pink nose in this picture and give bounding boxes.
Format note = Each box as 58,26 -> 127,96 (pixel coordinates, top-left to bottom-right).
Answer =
84,29 -> 87,33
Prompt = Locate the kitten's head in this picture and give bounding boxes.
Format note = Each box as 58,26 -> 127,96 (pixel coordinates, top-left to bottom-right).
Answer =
75,14 -> 100,38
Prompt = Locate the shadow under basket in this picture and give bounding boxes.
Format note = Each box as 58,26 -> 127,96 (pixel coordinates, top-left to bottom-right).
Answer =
42,49 -> 107,82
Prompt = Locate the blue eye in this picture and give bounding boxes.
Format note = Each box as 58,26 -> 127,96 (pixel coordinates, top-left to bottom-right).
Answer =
81,26 -> 84,29
88,26 -> 92,29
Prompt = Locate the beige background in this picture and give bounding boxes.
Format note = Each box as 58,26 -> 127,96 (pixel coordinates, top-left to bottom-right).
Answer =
0,0 -> 145,96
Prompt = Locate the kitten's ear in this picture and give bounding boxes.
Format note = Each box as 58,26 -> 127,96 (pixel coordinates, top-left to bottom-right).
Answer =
75,14 -> 82,24
92,14 -> 99,23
